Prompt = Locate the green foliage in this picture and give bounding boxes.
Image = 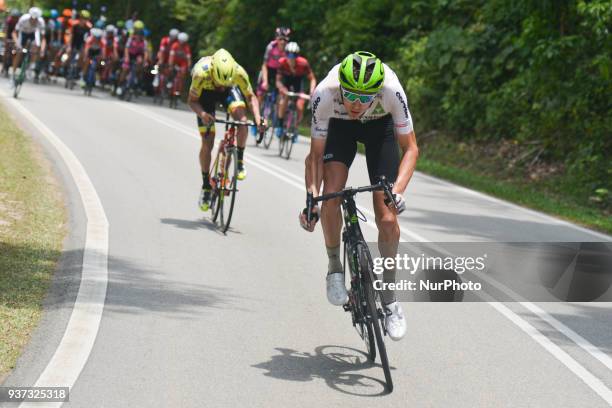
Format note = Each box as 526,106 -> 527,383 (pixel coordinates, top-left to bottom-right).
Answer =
32,0 -> 610,208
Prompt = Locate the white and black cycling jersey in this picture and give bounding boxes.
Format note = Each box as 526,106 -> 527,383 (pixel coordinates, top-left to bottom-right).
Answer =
311,63 -> 414,139
15,14 -> 46,35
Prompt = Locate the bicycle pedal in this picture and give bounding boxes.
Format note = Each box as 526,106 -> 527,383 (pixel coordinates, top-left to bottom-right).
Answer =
342,303 -> 351,312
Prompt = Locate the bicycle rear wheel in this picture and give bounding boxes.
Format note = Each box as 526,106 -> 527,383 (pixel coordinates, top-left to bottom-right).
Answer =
284,110 -> 297,160
218,148 -> 238,233
359,244 -> 393,392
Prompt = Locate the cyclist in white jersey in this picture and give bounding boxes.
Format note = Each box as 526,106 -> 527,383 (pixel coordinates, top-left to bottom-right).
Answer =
12,7 -> 46,74
300,51 -> 419,341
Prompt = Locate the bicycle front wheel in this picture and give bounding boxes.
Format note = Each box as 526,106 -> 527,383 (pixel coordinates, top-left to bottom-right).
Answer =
218,147 -> 238,233
348,243 -> 376,362
262,98 -> 275,149
359,244 -> 393,393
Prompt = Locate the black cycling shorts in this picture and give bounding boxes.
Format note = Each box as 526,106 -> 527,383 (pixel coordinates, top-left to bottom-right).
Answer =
88,47 -> 102,58
267,68 -> 277,89
196,86 -> 246,132
281,75 -> 303,93
323,114 -> 399,184
19,32 -> 36,48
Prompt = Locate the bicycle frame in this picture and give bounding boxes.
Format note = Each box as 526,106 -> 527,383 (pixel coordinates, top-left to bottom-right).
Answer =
210,125 -> 237,194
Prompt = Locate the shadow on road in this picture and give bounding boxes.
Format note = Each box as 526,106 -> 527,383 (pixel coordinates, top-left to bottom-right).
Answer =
403,207 -> 600,241
252,345 -> 392,397
160,217 -> 243,235
1,242 -> 246,320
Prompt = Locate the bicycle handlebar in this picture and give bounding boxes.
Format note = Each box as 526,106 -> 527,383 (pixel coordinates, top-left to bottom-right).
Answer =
207,117 -> 267,144
285,91 -> 310,100
306,176 -> 398,223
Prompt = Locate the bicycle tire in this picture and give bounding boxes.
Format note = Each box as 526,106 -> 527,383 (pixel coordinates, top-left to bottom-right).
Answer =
277,127 -> 285,156
210,154 -> 222,223
346,243 -> 376,362
262,96 -> 275,149
263,125 -> 274,148
284,110 -> 297,160
13,82 -> 21,98
219,148 -> 238,233
359,244 -> 393,392
13,54 -> 29,98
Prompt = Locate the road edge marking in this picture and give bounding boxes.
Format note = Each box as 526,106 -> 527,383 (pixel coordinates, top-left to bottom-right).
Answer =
122,101 -> 612,404
1,95 -> 109,408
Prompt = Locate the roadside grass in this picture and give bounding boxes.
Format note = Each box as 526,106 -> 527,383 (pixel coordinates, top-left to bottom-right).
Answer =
416,134 -> 611,234
417,158 -> 612,234
0,105 -> 65,380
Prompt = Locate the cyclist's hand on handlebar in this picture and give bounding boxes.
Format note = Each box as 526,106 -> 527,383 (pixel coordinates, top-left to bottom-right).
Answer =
385,193 -> 406,215
199,112 -> 215,126
299,205 -> 319,232
257,118 -> 267,133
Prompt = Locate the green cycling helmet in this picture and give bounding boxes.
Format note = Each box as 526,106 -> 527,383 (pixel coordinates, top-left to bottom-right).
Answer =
338,51 -> 385,94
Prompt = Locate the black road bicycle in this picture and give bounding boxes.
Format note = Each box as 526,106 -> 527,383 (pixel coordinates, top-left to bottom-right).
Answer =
13,41 -> 32,98
278,91 -> 309,160
307,177 -> 397,392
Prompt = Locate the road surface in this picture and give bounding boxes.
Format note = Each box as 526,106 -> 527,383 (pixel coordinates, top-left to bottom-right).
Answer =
1,80 -> 611,407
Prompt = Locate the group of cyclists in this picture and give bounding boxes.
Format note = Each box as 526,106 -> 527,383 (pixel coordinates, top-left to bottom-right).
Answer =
1,7 -> 192,101
2,8 -> 418,341
187,30 -> 418,341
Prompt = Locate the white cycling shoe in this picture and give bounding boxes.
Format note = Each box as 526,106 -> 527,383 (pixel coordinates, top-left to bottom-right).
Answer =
384,301 -> 407,341
326,272 -> 348,306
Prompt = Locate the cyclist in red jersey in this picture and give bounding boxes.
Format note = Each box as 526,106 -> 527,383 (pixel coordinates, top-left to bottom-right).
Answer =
100,24 -> 118,85
156,28 -> 178,66
80,27 -> 103,86
257,26 -> 289,105
117,20 -> 148,95
101,25 -> 118,61
167,32 -> 191,97
275,42 -> 317,134
2,9 -> 21,77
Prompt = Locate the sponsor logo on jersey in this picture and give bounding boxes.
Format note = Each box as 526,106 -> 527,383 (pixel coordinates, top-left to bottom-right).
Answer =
311,96 -> 321,124
395,91 -> 409,119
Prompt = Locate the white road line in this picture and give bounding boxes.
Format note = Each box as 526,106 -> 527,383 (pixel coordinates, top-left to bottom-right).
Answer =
1,94 -> 109,408
122,101 -> 612,405
416,172 -> 612,241
468,267 -> 612,372
488,301 -> 612,405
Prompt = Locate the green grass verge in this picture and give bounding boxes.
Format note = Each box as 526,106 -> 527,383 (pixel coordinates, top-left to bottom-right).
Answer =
417,157 -> 611,234
0,105 -> 66,380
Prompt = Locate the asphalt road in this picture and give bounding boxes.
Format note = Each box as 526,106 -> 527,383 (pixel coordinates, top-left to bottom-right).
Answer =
1,79 -> 611,408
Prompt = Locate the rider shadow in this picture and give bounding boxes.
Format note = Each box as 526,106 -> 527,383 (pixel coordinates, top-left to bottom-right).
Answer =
252,345 -> 392,397
160,217 -> 243,235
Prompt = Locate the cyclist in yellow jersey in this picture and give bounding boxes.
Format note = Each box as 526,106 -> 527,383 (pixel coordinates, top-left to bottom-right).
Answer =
188,48 -> 263,211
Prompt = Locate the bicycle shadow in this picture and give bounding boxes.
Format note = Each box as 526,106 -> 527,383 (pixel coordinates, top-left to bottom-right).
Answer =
160,217 -> 243,235
252,345 -> 393,397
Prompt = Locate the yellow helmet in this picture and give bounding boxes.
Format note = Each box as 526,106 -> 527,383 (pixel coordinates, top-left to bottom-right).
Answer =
211,49 -> 236,87
133,20 -> 145,30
